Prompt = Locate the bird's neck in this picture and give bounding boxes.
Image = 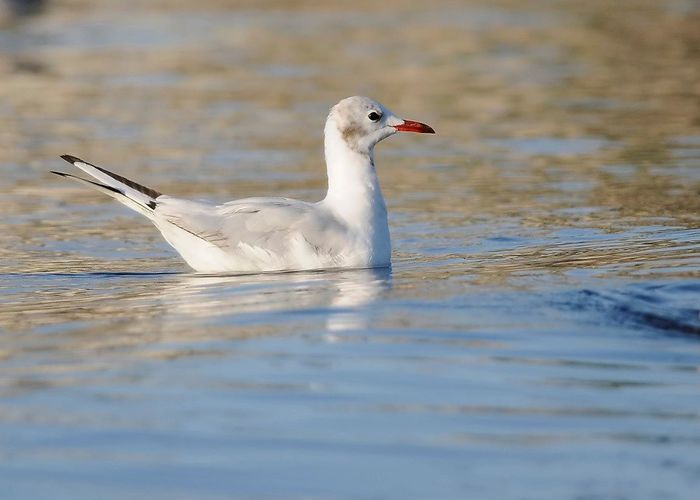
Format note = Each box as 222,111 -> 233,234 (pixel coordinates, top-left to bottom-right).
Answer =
322,124 -> 388,229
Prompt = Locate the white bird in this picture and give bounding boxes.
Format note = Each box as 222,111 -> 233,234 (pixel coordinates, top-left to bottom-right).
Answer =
53,96 -> 435,273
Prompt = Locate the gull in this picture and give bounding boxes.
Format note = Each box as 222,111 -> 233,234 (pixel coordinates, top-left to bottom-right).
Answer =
52,96 -> 435,273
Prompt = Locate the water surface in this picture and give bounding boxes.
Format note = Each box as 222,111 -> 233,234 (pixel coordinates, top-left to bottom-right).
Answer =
1,1 -> 699,498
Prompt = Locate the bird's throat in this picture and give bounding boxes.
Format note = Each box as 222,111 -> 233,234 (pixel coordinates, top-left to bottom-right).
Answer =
323,131 -> 388,233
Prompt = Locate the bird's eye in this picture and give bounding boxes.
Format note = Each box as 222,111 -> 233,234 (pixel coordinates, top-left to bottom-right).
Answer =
368,111 -> 382,122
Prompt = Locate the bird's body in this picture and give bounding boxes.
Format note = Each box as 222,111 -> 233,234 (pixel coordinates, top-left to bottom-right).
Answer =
53,96 -> 434,273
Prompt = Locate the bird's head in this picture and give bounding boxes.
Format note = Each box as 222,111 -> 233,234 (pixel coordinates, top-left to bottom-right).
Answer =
326,96 -> 434,155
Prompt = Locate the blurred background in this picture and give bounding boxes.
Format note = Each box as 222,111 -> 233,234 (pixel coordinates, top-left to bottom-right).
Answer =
1,1 -> 699,499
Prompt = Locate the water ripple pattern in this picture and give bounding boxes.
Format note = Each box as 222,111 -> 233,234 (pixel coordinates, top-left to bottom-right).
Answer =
0,1 -> 699,499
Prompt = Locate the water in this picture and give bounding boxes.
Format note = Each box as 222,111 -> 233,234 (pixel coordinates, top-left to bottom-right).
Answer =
1,1 -> 700,498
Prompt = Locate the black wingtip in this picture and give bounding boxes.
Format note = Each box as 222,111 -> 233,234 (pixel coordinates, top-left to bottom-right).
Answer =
51,170 -> 69,177
60,154 -> 83,164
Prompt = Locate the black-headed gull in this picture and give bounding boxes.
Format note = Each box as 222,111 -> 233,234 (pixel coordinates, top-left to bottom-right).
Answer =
53,96 -> 435,273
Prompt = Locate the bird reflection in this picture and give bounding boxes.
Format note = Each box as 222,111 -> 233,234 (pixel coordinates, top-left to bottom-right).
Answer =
0,268 -> 391,396
155,266 -> 392,334
324,269 -> 389,332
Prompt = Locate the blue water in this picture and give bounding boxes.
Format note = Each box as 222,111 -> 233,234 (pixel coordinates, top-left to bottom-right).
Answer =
1,1 -> 700,498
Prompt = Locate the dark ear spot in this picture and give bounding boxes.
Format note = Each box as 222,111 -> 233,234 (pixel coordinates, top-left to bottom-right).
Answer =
341,124 -> 362,142
341,124 -> 363,151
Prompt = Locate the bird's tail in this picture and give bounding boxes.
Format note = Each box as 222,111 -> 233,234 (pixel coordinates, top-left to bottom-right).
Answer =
52,155 -> 162,219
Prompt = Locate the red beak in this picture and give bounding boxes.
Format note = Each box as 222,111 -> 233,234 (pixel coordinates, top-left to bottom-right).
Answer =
394,120 -> 435,134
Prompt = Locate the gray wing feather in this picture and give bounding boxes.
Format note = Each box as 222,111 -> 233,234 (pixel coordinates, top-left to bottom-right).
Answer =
155,196 -> 347,259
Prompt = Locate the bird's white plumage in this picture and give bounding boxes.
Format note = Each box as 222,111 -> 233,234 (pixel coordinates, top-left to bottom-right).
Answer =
53,96 -> 434,273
